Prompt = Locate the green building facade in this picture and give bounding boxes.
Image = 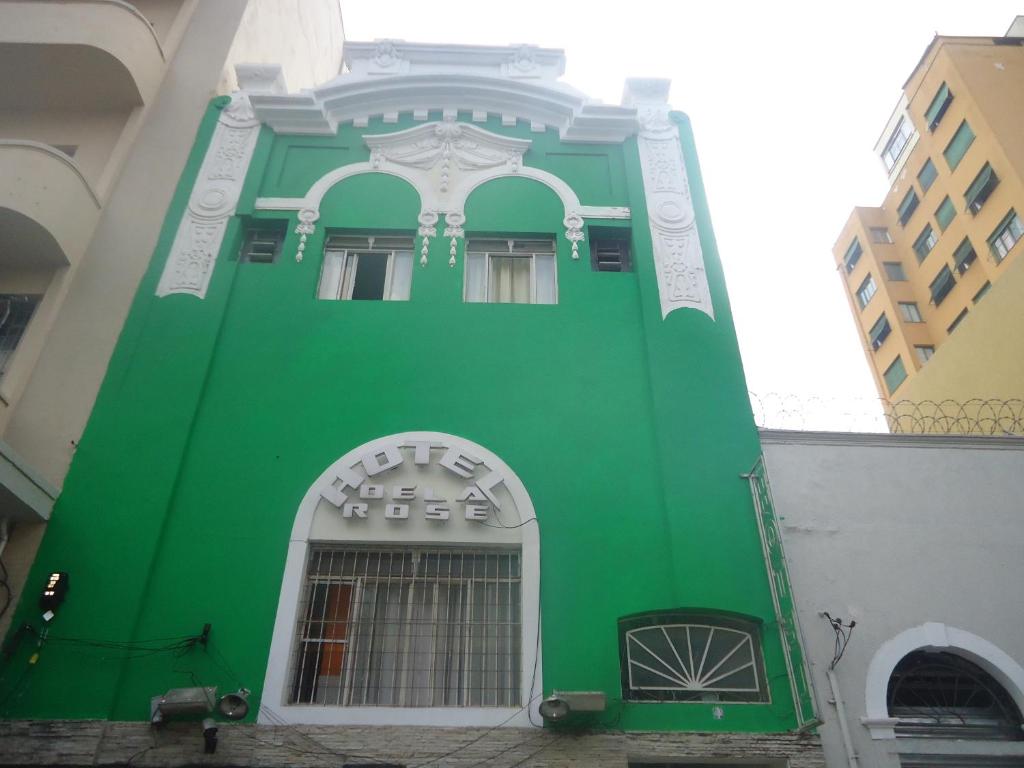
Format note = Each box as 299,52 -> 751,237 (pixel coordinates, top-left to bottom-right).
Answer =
0,42 -> 821,766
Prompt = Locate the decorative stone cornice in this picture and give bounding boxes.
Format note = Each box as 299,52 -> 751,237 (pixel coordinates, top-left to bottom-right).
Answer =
247,41 -> 637,143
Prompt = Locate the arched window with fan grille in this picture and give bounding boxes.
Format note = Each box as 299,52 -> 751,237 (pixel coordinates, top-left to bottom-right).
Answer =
619,612 -> 769,703
887,651 -> 1024,740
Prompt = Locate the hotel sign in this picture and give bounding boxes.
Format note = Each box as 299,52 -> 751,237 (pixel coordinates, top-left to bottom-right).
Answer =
316,438 -> 508,523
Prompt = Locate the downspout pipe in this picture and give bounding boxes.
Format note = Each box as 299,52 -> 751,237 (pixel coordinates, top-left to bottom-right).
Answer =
827,666 -> 859,768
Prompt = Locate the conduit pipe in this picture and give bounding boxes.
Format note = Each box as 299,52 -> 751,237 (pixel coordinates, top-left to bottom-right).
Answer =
827,666 -> 859,768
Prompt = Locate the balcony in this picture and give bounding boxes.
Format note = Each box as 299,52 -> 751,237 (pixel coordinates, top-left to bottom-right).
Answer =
0,1 -> 166,109
0,140 -> 101,267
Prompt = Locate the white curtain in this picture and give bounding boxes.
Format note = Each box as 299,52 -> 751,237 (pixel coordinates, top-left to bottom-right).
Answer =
388,251 -> 413,301
490,256 -> 531,304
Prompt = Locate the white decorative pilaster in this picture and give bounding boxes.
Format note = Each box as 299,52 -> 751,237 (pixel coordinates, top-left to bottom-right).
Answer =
624,79 -> 714,321
156,93 -> 261,298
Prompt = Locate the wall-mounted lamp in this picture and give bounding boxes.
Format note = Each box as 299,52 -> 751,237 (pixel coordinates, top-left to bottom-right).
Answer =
538,691 -> 607,722
217,688 -> 250,720
150,686 -> 217,724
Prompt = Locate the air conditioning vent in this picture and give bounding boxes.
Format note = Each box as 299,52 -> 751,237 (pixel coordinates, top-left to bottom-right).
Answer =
590,236 -> 632,272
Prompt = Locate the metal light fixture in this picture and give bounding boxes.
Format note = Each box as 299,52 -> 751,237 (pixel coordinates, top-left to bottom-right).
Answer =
538,691 -> 607,722
217,688 -> 250,720
150,686 -> 217,724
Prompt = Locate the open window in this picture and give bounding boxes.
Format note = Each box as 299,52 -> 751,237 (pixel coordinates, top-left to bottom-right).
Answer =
318,235 -> 414,301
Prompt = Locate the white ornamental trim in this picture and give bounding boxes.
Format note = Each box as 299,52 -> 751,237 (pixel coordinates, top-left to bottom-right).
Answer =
255,120 -> 631,263
156,93 -> 261,298
626,79 -> 714,322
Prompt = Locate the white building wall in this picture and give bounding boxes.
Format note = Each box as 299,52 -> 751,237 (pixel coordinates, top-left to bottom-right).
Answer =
219,0 -> 345,93
761,430 -> 1024,768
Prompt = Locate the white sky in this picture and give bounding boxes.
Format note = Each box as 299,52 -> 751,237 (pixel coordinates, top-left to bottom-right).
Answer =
339,1 -> 1021,427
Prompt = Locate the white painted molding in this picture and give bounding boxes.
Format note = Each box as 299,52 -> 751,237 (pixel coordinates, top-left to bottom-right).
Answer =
235,63 -> 288,95
254,119 -> 631,260
623,78 -> 714,322
155,93 -> 261,299
862,622 -> 1024,739
259,431 -> 542,727
248,42 -> 636,143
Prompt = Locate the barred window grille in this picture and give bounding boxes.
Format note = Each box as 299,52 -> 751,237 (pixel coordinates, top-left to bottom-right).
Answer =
620,613 -> 768,702
0,295 -> 41,376
291,547 -> 521,708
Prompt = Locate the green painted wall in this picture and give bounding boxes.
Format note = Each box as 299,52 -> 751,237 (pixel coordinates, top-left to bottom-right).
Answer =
0,102 -> 799,733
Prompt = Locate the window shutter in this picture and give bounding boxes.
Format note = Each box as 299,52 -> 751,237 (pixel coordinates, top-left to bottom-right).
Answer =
964,164 -> 998,214
924,83 -> 952,131
935,197 -> 956,231
898,190 -> 920,226
929,266 -> 955,305
953,238 -> 977,274
943,121 -> 975,170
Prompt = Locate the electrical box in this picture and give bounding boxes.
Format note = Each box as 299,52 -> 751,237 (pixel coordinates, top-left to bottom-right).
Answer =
39,572 -> 69,615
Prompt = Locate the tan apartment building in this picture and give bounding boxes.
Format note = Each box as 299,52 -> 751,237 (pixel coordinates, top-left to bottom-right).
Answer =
833,17 -> 1024,408
0,0 -> 343,635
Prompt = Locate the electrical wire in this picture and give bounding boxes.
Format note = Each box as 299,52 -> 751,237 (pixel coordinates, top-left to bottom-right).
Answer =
822,612 -> 856,670
0,555 -> 12,621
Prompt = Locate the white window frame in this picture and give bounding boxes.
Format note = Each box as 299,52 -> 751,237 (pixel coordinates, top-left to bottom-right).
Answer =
260,431 -> 542,728
463,238 -> 558,305
990,212 -> 1024,262
318,235 -> 414,301
898,302 -> 923,323
882,119 -> 914,171
856,275 -> 877,309
871,227 -> 894,244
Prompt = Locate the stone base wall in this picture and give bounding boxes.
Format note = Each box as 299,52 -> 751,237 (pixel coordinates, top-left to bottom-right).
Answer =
0,721 -> 825,767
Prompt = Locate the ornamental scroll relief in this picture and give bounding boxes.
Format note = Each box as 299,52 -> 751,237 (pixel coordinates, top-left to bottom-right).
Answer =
156,93 -> 261,299
628,80 -> 714,322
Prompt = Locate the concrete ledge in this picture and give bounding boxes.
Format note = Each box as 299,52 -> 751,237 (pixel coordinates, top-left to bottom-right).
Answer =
0,438 -> 58,522
759,428 -> 1024,451
0,720 -> 826,767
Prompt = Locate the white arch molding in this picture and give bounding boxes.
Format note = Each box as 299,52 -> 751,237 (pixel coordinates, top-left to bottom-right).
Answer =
861,622 -> 1024,739
259,431 -> 542,727
254,118 -> 631,263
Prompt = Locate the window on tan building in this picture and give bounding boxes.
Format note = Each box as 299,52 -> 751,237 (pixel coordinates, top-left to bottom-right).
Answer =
987,210 -> 1023,263
883,356 -> 907,395
943,121 -> 975,170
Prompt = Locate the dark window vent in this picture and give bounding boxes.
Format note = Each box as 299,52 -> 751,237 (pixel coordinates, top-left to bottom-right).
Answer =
591,237 -> 632,272
241,227 -> 285,264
